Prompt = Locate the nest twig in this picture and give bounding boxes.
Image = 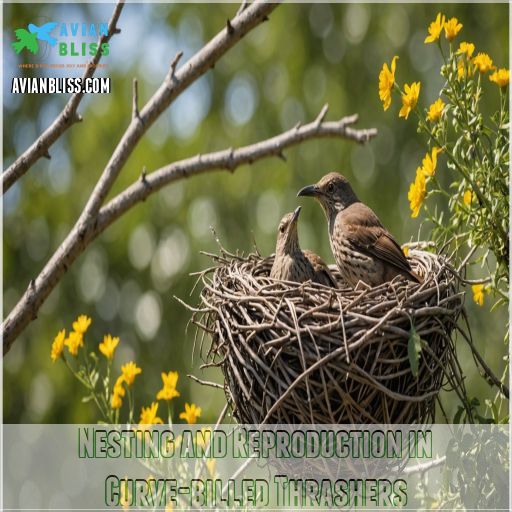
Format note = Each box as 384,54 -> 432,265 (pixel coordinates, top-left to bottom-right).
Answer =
188,246 -> 467,425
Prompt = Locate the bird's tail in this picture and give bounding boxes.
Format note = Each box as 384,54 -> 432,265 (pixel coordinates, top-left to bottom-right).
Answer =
11,41 -> 25,54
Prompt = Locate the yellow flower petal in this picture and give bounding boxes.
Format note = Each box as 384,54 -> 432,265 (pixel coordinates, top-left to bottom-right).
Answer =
473,53 -> 495,73
422,147 -> 442,177
463,190 -> 472,206
425,13 -> 446,43
472,284 -> 485,306
408,167 -> 426,218
156,371 -> 181,401
121,361 -> 142,386
50,329 -> 66,362
379,56 -> 399,111
489,68 -> 509,88
179,403 -> 202,424
399,82 -> 421,120
444,17 -> 462,41
99,334 -> 119,360
72,315 -> 91,335
139,402 -> 163,426
456,42 -> 475,58
427,98 -> 445,122
64,330 -> 84,357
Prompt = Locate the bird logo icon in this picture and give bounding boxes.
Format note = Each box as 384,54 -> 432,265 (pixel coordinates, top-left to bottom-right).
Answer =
12,22 -> 58,55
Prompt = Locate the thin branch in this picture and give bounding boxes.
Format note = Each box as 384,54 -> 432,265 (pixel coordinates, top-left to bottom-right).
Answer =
461,316 -> 510,399
165,51 -> 183,83
187,374 -> 225,389
96,110 -> 377,230
3,1 -> 125,193
402,456 -> 446,475
2,0 -> 280,353
131,78 -> 139,120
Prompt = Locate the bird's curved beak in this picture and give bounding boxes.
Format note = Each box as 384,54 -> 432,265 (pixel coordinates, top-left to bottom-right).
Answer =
297,184 -> 320,197
291,205 -> 301,224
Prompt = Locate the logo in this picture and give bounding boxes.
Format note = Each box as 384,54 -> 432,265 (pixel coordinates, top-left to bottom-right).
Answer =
12,22 -> 58,55
12,22 -> 110,57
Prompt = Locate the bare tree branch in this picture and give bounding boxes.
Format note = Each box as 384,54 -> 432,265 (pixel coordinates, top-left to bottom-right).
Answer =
2,0 -> 280,353
97,108 -> 377,230
131,78 -> 140,120
2,105 -> 376,354
2,1 -> 125,193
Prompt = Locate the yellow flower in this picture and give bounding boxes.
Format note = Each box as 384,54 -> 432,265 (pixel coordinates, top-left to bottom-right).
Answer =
489,68 -> 509,88
408,167 -> 426,218
111,375 -> 125,409
378,56 -> 398,111
72,314 -> 91,335
456,42 -> 475,58
111,392 -> 123,410
399,82 -> 421,120
463,190 -> 473,206
403,246 -> 409,257
473,53 -> 495,73
457,59 -> 474,81
472,284 -> 486,306
425,13 -> 445,43
65,330 -> 84,356
156,371 -> 180,401
421,147 -> 442,177
50,329 -> 66,362
99,334 -> 119,360
427,98 -> 445,122
139,402 -> 163,425
165,502 -> 174,512
121,361 -> 142,386
179,403 -> 202,424
444,17 -> 462,41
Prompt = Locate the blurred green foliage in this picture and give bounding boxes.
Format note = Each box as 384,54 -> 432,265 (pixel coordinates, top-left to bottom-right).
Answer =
3,3 -> 508,423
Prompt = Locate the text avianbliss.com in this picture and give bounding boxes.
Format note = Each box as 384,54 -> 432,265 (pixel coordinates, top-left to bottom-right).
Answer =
11,77 -> 111,94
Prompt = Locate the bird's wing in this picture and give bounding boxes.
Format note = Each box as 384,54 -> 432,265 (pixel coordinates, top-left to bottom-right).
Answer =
14,28 -> 30,40
25,33 -> 39,54
304,250 -> 338,288
39,22 -> 59,34
342,203 -> 413,275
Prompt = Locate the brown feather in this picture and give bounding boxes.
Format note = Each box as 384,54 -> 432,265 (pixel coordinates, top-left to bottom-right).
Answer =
340,203 -> 421,283
304,250 -> 337,288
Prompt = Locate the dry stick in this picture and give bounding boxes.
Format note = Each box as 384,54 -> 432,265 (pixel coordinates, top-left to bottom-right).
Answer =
3,1 -> 125,193
1,0 -> 287,354
96,111 -> 376,229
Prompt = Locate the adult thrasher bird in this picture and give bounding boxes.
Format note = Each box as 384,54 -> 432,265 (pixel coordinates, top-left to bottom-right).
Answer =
298,172 -> 421,287
270,206 -> 336,287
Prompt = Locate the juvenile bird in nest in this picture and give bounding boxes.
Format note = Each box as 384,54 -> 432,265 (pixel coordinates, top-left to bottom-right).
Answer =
270,206 -> 336,287
298,172 -> 422,287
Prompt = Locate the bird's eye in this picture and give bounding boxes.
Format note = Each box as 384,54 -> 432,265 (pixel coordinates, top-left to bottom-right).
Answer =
327,183 -> 335,194
279,225 -> 285,233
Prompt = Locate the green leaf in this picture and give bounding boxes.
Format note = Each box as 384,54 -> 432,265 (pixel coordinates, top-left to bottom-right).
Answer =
82,394 -> 94,403
90,370 -> 99,388
408,326 -> 422,378
453,406 -> 465,424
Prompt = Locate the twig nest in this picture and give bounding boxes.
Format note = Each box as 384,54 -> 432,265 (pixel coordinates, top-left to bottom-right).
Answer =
193,247 -> 464,424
